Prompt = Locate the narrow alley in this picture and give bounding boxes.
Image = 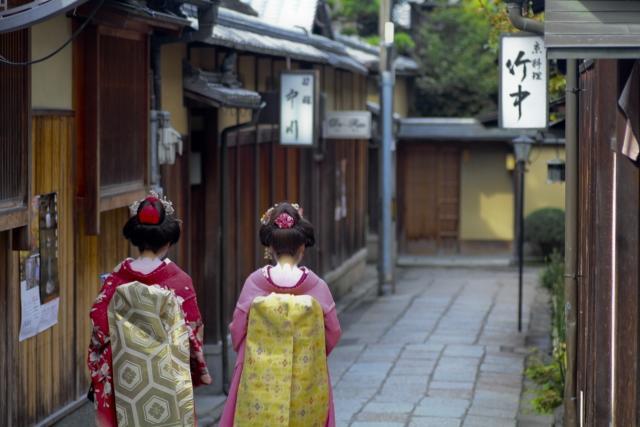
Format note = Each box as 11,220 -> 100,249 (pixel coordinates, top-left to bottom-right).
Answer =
329,266 -> 551,427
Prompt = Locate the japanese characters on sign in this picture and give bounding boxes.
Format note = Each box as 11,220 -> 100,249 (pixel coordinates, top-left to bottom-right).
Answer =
280,71 -> 318,146
323,111 -> 372,140
500,34 -> 547,129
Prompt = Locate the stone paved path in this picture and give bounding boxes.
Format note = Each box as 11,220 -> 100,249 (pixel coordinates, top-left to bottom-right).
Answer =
329,266 -> 547,427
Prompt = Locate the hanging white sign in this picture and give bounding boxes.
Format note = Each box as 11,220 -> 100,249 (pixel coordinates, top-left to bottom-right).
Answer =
280,70 -> 319,146
500,34 -> 548,129
323,111 -> 372,139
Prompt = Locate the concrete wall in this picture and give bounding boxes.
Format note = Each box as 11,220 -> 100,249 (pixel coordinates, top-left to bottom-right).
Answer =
393,77 -> 409,118
459,144 -> 514,241
161,43 -> 188,135
459,144 -> 566,242
367,75 -> 410,117
31,15 -> 72,110
524,145 -> 565,216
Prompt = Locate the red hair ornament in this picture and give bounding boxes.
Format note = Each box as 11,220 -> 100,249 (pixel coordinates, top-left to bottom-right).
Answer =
138,202 -> 161,224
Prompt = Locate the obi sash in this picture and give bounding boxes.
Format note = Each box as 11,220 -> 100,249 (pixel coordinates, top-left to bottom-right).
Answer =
235,293 -> 329,427
108,281 -> 195,427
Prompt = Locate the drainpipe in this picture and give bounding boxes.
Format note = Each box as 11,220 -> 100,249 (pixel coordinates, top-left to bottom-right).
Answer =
219,101 -> 266,393
564,59 -> 578,427
150,39 -> 163,194
506,1 -> 543,35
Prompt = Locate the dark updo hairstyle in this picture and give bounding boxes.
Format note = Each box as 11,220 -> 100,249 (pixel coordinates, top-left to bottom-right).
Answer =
259,202 -> 315,257
122,198 -> 181,253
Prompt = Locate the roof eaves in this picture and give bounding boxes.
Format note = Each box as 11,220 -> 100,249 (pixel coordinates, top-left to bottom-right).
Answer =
209,8 -> 368,74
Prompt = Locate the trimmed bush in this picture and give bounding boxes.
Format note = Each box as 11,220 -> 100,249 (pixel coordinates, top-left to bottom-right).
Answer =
525,208 -> 565,257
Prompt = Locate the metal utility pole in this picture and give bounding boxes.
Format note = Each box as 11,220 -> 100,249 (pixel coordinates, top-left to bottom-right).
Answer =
563,58 -> 578,427
378,0 -> 395,295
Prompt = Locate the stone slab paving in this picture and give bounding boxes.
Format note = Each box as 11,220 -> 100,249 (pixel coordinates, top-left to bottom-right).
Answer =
329,266 -> 552,427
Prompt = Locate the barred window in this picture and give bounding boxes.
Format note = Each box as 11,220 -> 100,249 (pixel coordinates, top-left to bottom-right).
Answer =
0,29 -> 29,212
98,31 -> 148,194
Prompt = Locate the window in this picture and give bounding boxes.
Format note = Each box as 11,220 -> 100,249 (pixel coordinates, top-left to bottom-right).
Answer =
99,32 -> 147,194
0,29 -> 29,223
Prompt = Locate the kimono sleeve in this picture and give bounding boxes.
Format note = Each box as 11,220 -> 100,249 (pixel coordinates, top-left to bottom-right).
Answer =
229,276 -> 262,353
177,278 -> 211,387
87,277 -> 119,425
313,279 -> 342,355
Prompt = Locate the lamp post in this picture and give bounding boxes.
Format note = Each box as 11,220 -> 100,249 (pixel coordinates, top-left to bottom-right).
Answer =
513,135 -> 533,332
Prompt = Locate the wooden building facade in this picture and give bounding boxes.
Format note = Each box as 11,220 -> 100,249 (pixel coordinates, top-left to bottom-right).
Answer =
544,1 -> 640,424
0,0 -> 373,424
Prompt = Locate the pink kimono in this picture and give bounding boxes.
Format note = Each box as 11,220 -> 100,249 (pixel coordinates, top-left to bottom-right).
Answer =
219,266 -> 342,427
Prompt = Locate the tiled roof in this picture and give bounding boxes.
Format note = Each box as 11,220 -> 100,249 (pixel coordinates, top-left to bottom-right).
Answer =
241,0 -> 319,32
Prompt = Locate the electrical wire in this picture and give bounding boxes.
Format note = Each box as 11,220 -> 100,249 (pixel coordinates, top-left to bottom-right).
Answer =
0,0 -> 105,66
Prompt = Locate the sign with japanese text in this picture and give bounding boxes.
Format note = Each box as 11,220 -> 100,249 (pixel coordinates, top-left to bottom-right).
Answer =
500,34 -> 547,129
323,111 -> 372,140
280,70 -> 319,146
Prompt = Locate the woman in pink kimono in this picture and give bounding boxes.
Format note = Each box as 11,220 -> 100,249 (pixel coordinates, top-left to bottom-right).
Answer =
220,202 -> 341,427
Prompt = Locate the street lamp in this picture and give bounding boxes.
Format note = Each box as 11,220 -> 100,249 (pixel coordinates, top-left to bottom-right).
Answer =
512,135 -> 533,332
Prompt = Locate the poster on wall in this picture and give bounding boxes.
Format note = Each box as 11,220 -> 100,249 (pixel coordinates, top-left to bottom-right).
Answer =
18,193 -> 60,341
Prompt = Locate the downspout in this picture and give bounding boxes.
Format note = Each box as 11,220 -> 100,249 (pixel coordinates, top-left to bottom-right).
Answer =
150,39 -> 162,193
219,101 -> 266,394
506,1 -> 543,35
564,59 -> 578,427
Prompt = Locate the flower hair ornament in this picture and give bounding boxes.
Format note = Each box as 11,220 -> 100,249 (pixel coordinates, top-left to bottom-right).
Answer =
129,191 -> 175,225
274,213 -> 295,229
260,202 -> 303,225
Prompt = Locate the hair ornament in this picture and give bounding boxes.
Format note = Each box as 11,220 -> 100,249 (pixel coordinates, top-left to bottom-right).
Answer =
274,212 -> 295,229
129,191 -> 175,217
259,202 -> 304,225
139,204 -> 161,224
260,206 -> 275,225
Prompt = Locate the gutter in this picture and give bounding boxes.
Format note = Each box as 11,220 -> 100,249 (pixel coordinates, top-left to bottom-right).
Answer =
506,1 -> 543,35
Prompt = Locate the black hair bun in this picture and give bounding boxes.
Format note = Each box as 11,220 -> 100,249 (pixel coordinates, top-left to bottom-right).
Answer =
123,198 -> 181,253
259,202 -> 315,257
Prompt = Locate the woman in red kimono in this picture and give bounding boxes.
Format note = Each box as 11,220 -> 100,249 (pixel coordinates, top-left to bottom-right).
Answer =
220,202 -> 342,427
87,193 -> 211,426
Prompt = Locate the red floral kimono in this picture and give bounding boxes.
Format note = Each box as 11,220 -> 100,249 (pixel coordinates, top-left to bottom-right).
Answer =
87,258 -> 209,426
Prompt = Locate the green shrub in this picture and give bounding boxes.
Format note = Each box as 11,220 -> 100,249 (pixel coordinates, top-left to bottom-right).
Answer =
526,345 -> 565,414
528,252 -> 567,415
540,251 -> 566,349
394,32 -> 416,56
525,208 -> 565,257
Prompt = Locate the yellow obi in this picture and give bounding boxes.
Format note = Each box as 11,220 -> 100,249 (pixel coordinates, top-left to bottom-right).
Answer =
108,281 -> 195,427
235,293 -> 329,427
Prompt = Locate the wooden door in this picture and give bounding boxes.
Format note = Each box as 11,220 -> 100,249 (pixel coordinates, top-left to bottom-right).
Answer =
398,143 -> 460,254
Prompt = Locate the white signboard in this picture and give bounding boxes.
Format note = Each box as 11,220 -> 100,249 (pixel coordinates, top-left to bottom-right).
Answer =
500,34 -> 547,129
280,71 -> 318,146
323,111 -> 372,139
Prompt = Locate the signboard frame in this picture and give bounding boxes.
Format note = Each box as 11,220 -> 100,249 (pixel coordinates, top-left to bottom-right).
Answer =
499,32 -> 549,131
279,69 -> 320,147
323,111 -> 372,140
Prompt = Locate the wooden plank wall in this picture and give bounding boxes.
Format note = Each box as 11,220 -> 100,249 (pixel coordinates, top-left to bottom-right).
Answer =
576,59 -> 640,425
0,114 -> 75,425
